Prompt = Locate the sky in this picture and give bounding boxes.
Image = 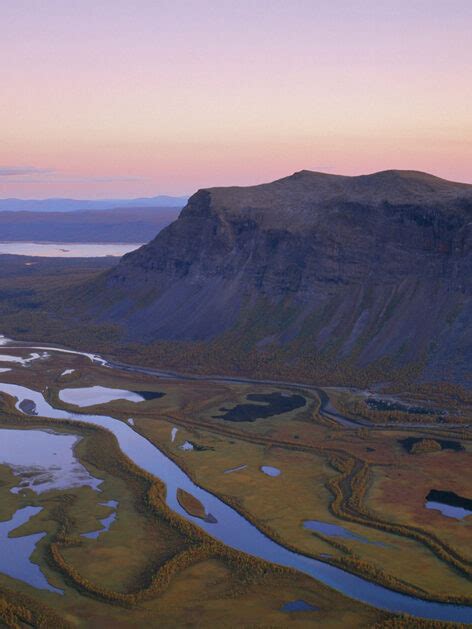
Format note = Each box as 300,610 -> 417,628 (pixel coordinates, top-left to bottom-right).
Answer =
1,0 -> 471,198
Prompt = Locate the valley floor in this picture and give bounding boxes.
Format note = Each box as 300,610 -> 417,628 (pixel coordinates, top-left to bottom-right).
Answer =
0,337 -> 470,627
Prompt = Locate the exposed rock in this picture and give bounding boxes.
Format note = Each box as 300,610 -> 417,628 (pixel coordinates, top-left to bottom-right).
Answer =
78,170 -> 472,384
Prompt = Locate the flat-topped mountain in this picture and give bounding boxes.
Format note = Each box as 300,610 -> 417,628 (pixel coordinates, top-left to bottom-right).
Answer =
191,169 -> 472,229
77,170 -> 472,384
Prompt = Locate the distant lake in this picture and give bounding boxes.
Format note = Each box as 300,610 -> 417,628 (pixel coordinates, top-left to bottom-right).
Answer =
0,241 -> 143,258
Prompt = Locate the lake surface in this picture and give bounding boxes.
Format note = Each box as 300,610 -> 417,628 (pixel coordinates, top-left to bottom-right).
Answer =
261,466 -> 281,477
0,428 -> 102,494
214,392 -> 306,422
280,599 -> 318,612
59,385 -> 146,407
0,505 -> 62,593
425,489 -> 472,520
0,241 -> 142,258
1,345 -> 472,621
426,501 -> 472,520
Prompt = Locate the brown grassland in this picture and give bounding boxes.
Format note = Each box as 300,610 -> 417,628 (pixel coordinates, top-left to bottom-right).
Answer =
0,345 -> 469,627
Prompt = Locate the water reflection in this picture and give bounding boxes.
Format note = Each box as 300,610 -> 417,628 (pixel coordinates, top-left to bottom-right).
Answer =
0,242 -> 142,258
0,505 -> 62,593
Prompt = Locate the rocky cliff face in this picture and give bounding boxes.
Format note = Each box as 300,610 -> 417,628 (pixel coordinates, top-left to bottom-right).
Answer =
83,170 -> 472,383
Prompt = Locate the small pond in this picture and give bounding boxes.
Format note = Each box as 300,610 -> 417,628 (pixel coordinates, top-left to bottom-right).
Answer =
133,390 -> 165,401
59,386 -> 164,407
59,386 -> 147,407
280,599 -> 318,612
261,466 -> 281,477
214,392 -> 306,422
425,490 -> 472,520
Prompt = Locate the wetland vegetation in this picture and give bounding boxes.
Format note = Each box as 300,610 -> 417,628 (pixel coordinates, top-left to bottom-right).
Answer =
0,338 -> 470,628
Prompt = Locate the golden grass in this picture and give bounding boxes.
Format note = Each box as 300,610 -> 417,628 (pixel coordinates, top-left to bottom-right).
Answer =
0,349 -> 471,626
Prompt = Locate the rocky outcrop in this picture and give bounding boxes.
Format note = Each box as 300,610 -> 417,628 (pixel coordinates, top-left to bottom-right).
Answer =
81,170 -> 472,384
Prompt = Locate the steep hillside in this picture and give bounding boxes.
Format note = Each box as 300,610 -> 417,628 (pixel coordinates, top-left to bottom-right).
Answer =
75,170 -> 472,384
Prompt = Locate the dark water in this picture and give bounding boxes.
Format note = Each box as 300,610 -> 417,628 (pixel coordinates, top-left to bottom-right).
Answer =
426,501 -> 472,520
281,599 -> 318,612
426,490 -> 472,512
366,398 -> 439,415
214,392 -> 306,422
133,390 -> 165,401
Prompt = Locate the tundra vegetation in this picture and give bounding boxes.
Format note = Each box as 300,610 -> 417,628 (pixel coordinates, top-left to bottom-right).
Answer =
0,347 -> 470,627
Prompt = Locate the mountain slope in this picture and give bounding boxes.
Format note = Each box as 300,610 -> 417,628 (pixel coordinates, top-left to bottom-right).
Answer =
77,170 -> 472,384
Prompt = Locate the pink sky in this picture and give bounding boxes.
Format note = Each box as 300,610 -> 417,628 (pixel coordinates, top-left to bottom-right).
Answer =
1,1 -> 471,198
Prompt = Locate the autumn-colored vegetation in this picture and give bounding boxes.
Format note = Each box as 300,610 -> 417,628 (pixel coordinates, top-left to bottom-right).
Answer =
176,488 -> 207,520
410,439 -> 442,454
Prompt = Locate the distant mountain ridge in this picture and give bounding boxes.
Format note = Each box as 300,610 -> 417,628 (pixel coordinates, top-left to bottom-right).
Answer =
0,195 -> 188,212
61,170 -> 472,384
0,207 -> 180,243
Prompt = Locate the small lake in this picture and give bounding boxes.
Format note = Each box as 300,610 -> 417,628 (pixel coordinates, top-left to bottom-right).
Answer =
0,428 -> 102,494
425,489 -> 472,520
261,466 -> 281,477
281,599 -> 318,612
214,392 -> 306,422
0,241 -> 142,258
426,502 -> 472,520
59,386 -> 146,407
